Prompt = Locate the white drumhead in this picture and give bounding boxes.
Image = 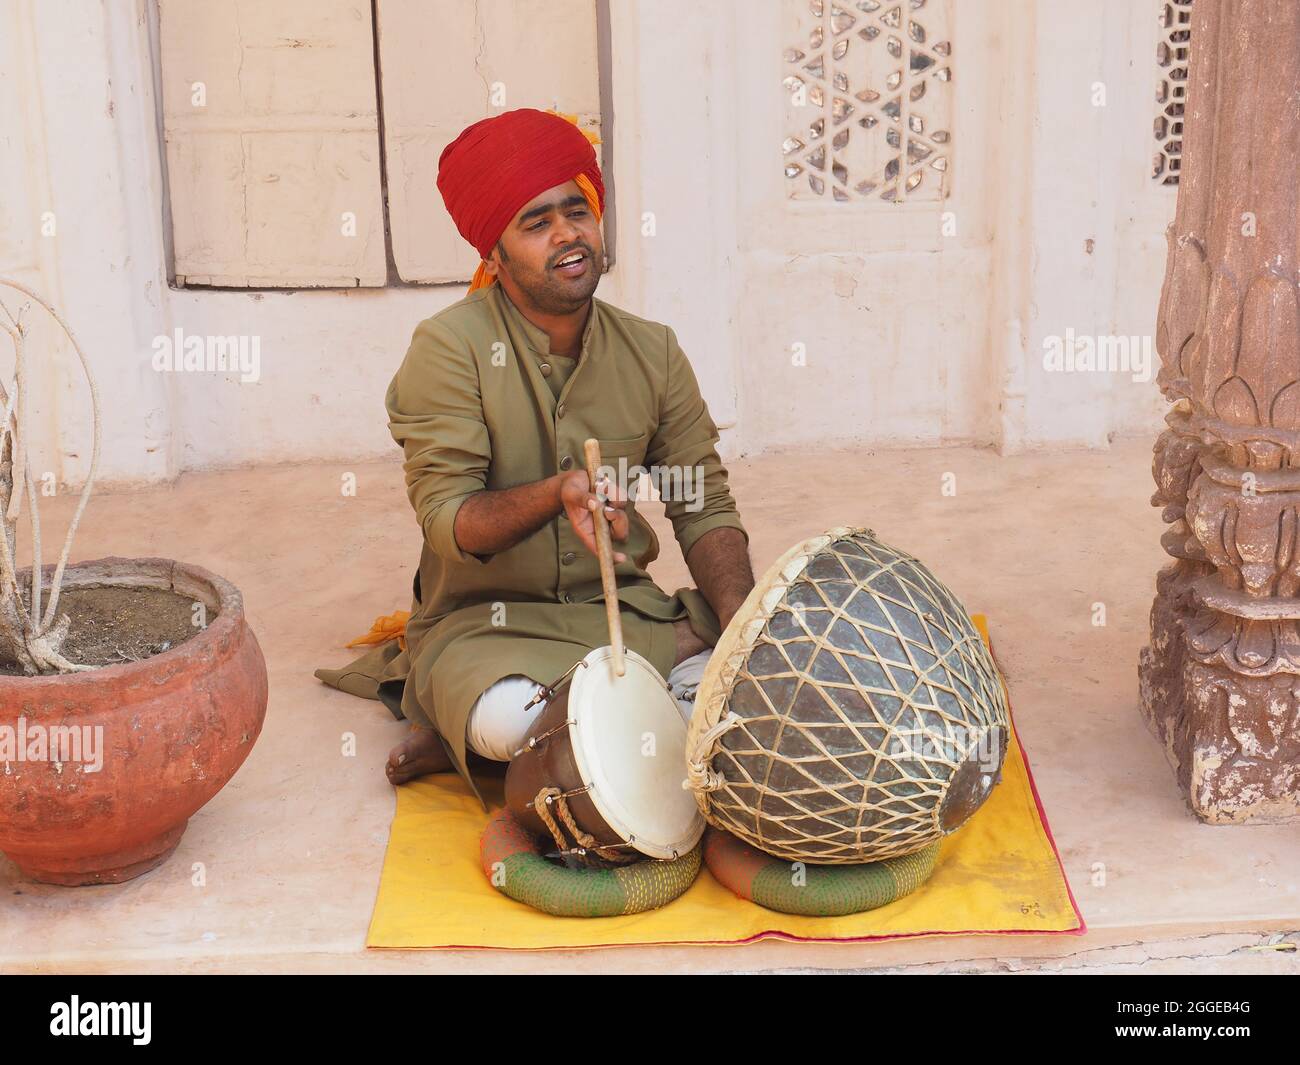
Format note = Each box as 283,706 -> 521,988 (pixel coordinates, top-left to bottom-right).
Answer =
567,646 -> 705,860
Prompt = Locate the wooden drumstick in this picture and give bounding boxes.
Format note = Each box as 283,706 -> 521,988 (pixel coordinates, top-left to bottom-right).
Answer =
583,437 -> 625,677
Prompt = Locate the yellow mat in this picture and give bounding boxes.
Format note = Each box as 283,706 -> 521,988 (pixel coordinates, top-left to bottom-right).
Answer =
367,617 -> 1084,949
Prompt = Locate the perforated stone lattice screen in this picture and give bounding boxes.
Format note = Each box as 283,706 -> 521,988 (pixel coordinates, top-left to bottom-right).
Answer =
782,0 -> 954,204
708,531 -> 1008,863
1153,0 -> 1194,186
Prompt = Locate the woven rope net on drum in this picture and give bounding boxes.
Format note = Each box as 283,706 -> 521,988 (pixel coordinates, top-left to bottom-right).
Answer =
687,527 -> 1008,865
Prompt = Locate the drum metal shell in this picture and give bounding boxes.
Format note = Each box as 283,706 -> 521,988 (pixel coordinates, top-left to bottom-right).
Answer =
505,683 -> 617,847
506,647 -> 704,861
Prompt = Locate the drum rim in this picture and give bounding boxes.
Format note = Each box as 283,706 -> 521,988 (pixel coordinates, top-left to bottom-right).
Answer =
568,646 -> 705,860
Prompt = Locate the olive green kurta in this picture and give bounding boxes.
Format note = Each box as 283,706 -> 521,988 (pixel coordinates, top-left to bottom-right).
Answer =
322,282 -> 747,805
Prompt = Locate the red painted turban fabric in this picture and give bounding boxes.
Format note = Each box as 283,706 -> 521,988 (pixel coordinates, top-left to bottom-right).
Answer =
437,108 -> 605,288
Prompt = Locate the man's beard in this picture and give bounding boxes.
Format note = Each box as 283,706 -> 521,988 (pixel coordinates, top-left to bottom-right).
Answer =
513,247 -> 602,313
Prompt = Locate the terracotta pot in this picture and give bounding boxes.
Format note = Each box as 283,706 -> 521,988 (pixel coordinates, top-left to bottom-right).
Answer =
0,557 -> 267,885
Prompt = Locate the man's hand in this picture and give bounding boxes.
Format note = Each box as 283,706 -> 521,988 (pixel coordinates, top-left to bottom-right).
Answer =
559,469 -> 630,563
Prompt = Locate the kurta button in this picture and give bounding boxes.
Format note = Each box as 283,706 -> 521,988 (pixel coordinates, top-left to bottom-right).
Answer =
540,363 -> 552,377
562,551 -> 576,565
559,455 -> 573,471
557,403 -> 566,418
560,591 -> 572,603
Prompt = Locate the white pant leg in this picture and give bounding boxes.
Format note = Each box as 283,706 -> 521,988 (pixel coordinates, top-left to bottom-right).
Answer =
466,651 -> 713,761
464,674 -> 547,763
665,649 -> 713,725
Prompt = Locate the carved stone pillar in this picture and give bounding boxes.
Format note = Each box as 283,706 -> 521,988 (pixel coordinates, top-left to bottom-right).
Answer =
1139,0 -> 1300,823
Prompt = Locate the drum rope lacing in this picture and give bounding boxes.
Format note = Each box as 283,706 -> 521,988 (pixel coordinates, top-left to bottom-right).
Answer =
531,785 -> 639,866
683,711 -> 743,793
685,545 -> 802,799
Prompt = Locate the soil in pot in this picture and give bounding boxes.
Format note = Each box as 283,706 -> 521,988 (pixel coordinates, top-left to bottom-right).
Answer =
0,585 -> 205,675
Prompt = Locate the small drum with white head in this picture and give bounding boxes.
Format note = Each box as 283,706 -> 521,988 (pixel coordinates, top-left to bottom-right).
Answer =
505,646 -> 705,864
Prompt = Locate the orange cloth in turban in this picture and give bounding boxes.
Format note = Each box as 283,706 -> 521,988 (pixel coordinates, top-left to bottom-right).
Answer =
436,108 -> 604,293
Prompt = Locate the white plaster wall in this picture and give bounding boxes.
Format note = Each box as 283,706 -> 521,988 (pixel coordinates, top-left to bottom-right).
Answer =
0,0 -> 174,486
1012,0 -> 1173,450
0,0 -> 1178,487
731,0 -> 1003,453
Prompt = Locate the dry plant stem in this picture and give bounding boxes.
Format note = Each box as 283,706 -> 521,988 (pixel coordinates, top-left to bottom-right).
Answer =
0,305 -> 25,534
0,326 -> 32,645
24,438 -> 42,626
0,319 -> 44,627
0,314 -> 25,528
0,279 -> 103,673
0,409 -> 35,673
0,281 -> 102,622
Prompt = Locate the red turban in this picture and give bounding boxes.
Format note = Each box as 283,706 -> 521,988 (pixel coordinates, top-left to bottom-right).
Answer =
437,108 -> 605,264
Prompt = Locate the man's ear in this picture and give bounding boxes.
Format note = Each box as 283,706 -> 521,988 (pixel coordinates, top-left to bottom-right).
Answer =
483,239 -> 509,278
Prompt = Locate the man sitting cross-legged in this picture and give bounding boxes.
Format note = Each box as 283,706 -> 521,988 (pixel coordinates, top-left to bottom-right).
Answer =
381,108 -> 754,805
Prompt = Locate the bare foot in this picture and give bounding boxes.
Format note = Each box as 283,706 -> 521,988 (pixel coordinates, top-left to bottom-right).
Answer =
673,618 -> 709,666
386,728 -> 453,785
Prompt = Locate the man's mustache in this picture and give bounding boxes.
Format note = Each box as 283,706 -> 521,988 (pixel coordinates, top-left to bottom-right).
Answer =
550,244 -> 593,269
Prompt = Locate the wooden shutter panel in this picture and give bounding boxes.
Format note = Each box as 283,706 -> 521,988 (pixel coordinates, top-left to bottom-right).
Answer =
376,0 -> 603,283
159,0 -> 387,287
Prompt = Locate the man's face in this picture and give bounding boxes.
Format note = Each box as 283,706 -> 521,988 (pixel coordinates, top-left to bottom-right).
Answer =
487,180 -> 603,313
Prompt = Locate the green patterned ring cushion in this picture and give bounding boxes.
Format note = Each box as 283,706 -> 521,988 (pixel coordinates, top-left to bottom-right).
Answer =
480,808 -> 701,918
704,827 -> 940,916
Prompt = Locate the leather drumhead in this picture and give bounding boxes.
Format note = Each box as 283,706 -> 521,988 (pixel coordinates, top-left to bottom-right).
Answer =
567,647 -> 705,860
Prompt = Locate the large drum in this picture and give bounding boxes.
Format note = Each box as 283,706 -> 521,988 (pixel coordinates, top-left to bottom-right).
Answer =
685,527 -> 1009,864
506,646 -> 705,864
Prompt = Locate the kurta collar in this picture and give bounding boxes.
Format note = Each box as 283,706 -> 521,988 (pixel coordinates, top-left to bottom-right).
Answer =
492,282 -> 598,358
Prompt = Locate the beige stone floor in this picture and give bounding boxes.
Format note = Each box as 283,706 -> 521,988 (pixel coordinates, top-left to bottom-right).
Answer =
2,441 -> 1299,974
